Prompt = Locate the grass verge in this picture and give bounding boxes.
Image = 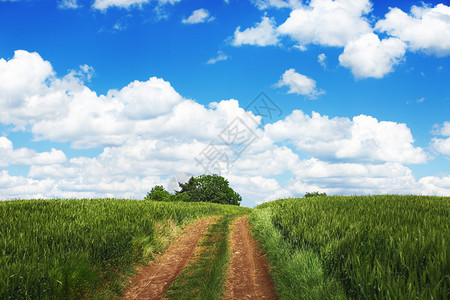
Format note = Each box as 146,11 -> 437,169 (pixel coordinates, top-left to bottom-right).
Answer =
249,208 -> 347,300
164,214 -> 238,300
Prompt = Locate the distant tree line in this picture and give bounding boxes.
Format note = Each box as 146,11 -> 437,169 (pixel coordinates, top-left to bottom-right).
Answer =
304,191 -> 327,197
144,174 -> 242,206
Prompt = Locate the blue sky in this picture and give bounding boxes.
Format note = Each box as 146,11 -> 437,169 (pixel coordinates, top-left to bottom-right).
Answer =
0,0 -> 449,206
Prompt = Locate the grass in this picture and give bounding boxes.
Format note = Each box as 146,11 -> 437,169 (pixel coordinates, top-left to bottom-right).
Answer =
251,195 -> 449,300
0,198 -> 249,299
164,214 -> 241,300
250,208 -> 346,300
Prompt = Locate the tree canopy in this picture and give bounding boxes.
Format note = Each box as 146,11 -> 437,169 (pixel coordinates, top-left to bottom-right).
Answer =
145,174 -> 242,206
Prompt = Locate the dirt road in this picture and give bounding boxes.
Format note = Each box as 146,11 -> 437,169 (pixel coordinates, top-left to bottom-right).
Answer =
123,218 -> 214,300
123,215 -> 277,299
224,215 -> 277,299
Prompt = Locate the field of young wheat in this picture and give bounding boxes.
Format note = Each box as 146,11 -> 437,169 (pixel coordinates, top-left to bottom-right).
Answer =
0,199 -> 248,299
251,195 -> 449,300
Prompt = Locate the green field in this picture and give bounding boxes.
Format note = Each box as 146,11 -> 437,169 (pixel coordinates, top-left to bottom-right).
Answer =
1,196 -> 448,299
250,195 -> 450,299
0,199 -> 249,299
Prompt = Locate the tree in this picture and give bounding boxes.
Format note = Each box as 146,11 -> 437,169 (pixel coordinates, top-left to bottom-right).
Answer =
144,185 -> 171,202
177,174 -> 241,206
304,191 -> 327,198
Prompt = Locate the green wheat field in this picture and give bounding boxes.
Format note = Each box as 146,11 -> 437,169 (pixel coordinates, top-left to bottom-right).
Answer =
1,195 -> 449,299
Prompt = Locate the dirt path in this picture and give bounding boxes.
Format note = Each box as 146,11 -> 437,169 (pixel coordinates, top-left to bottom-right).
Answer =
123,217 -> 215,300
224,215 -> 277,300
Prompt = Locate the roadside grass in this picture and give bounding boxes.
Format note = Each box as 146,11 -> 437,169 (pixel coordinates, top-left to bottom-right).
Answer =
250,208 -> 346,300
0,199 -> 250,299
164,214 -> 241,300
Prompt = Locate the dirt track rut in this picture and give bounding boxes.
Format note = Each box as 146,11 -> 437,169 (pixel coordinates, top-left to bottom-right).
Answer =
123,218 -> 213,300
224,215 -> 277,299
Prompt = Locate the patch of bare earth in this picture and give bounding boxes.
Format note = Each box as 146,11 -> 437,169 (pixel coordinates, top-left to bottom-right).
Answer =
224,215 -> 277,300
123,217 -> 215,300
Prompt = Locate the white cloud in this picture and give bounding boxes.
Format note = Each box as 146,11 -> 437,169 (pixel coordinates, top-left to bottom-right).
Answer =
431,137 -> 450,157
275,68 -> 324,98
207,51 -> 229,64
318,53 -> 326,68
293,44 -> 307,51
277,0 -> 373,47
182,8 -> 214,24
111,77 -> 183,119
58,0 -> 80,9
0,170 -> 57,199
230,1 -> 448,79
32,148 -> 67,165
0,50 -> 54,112
231,145 -> 300,177
339,33 -> 407,79
251,0 -> 302,10
376,3 -> 450,56
288,159 -> 421,195
92,0 -> 180,11
0,50 -> 188,149
442,123 -> 450,136
227,174 -> 290,205
419,175 -> 450,196
432,121 -> 450,136
1,50 -> 448,204
232,16 -> 279,47
93,0 -> 148,10
266,110 -> 427,164
0,137 -> 66,167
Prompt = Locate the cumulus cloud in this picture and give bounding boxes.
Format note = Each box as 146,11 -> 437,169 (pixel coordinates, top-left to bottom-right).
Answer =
0,50 -> 54,111
265,110 -> 427,164
229,2 -> 449,79
419,175 -> 450,195
376,3 -> 450,56
275,68 -> 324,98
288,159 -> 420,195
182,8 -> 214,24
207,51 -> 229,64
0,50 -> 448,204
0,137 -> 66,167
339,33 -> 407,79
431,138 -> 450,157
0,50 -> 187,148
232,16 -> 279,46
277,0 -> 373,47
